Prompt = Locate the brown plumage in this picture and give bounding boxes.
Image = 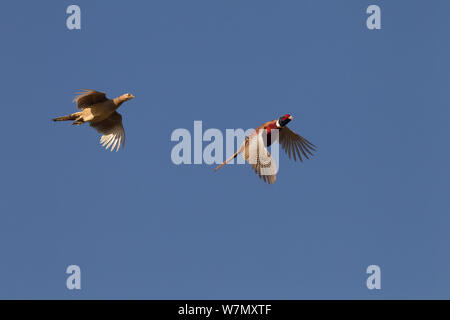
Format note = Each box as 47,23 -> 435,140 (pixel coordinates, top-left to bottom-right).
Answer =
214,114 -> 315,184
53,89 -> 135,152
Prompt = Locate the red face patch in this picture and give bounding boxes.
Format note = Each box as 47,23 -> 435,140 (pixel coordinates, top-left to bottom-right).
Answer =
283,114 -> 291,120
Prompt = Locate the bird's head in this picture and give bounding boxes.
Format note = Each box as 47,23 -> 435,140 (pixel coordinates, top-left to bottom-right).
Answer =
121,93 -> 135,101
278,114 -> 293,127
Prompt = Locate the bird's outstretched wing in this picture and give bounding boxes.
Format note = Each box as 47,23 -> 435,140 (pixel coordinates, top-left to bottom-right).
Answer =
74,89 -> 108,109
243,132 -> 278,184
90,112 -> 125,152
279,126 -> 316,161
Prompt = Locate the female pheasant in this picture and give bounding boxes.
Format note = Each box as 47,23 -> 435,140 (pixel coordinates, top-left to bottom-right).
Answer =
52,90 -> 135,152
214,114 -> 316,184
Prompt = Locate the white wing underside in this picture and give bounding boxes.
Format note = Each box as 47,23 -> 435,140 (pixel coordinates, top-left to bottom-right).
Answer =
99,127 -> 125,152
245,132 -> 278,177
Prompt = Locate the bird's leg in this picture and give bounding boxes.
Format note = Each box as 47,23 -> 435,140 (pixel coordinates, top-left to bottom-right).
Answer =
72,116 -> 84,125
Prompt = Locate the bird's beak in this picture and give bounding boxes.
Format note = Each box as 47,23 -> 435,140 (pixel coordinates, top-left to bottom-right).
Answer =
289,115 -> 293,120
130,95 -> 135,99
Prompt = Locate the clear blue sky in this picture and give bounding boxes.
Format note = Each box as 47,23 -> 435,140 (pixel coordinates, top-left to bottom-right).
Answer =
0,0 -> 449,299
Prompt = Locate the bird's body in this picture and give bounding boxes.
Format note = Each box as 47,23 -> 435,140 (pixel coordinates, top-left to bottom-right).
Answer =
53,90 -> 134,152
215,114 -> 315,184
253,119 -> 279,146
79,100 -> 116,123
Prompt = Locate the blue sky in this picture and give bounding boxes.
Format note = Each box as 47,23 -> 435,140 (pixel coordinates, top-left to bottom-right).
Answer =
0,0 -> 449,299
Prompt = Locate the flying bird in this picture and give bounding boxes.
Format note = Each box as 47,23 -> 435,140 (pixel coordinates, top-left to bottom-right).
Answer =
214,114 -> 315,184
52,90 -> 135,152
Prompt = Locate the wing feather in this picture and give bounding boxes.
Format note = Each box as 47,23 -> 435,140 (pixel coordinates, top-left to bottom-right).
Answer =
90,112 -> 125,152
279,126 -> 316,162
74,89 -> 108,110
243,133 -> 278,184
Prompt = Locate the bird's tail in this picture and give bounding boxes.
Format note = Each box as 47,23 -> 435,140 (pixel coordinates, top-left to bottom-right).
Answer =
214,151 -> 240,171
52,112 -> 80,122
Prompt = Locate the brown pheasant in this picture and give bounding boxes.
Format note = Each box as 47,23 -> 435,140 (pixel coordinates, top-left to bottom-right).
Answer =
215,114 -> 316,184
53,90 -> 135,152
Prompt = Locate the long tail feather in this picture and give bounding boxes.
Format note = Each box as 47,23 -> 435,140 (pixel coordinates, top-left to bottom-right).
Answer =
52,113 -> 78,122
214,151 -> 240,171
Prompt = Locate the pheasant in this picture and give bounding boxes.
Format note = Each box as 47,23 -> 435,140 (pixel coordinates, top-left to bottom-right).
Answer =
214,114 -> 315,184
52,90 -> 135,152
